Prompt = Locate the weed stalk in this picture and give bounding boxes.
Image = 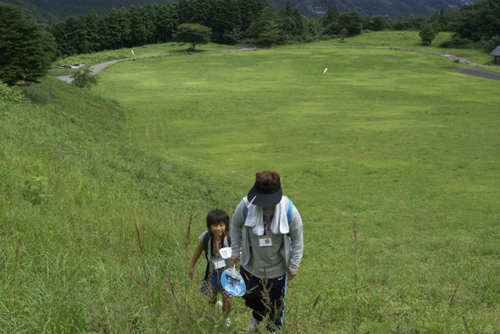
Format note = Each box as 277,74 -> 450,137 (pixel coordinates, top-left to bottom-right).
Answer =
134,211 -> 144,254
184,212 -> 193,253
350,216 -> 360,334
134,210 -> 150,310
9,238 -> 21,306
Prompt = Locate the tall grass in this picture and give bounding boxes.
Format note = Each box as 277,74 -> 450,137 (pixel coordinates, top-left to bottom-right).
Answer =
0,78 -> 243,333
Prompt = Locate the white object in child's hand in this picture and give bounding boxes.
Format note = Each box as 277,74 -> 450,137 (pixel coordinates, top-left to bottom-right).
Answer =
216,300 -> 223,308
219,247 -> 231,259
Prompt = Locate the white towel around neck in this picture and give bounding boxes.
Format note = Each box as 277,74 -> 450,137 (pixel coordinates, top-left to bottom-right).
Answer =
244,196 -> 290,235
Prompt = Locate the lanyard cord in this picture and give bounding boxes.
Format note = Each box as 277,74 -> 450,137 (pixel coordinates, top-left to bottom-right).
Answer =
212,233 -> 225,272
263,215 -> 273,235
211,233 -> 225,257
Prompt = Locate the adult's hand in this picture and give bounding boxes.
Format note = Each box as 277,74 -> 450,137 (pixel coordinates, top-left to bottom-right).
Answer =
287,269 -> 297,281
231,255 -> 240,266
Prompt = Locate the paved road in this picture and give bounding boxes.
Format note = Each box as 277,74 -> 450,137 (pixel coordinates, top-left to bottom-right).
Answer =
56,60 -> 122,83
56,46 -> 500,83
454,68 -> 500,80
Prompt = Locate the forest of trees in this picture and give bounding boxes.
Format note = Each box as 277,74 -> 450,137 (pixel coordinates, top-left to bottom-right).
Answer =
47,0 -> 500,57
1,0 -> 499,85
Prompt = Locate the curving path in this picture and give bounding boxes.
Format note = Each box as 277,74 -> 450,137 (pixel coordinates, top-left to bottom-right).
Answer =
56,60 -> 121,83
56,46 -> 500,83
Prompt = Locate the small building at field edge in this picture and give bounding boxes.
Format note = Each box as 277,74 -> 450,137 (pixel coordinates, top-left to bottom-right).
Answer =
490,46 -> 500,65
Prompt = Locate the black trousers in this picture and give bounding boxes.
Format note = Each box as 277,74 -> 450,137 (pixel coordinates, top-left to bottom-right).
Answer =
240,266 -> 287,329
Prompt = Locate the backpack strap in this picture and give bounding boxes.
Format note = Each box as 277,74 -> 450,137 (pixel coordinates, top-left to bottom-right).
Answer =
243,199 -> 294,223
202,231 -> 211,254
287,199 -> 294,222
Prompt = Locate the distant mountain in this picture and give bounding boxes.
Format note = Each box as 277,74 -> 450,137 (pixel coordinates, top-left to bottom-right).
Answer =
1,0 -> 479,22
289,0 -> 480,18
0,0 -> 174,22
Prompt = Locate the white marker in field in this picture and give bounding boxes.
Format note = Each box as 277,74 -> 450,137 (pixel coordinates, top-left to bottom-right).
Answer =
131,50 -> 136,59
322,68 -> 328,76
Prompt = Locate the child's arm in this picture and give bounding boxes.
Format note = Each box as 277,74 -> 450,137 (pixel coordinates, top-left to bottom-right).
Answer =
188,242 -> 204,280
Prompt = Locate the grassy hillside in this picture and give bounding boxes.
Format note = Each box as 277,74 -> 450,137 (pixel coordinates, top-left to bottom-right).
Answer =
0,78 -> 239,333
287,31 -> 496,66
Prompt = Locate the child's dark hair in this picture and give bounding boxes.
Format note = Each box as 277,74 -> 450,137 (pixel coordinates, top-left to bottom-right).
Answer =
206,210 -> 230,231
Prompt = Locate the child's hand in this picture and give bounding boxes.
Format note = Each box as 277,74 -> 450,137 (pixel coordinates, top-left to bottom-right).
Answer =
230,255 -> 240,266
188,266 -> 194,280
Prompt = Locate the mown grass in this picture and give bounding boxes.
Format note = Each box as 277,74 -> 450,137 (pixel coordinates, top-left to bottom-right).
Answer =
288,31 -> 495,66
97,46 -> 500,332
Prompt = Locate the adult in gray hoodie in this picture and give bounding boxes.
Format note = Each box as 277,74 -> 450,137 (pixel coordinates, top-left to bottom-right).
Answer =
231,170 -> 303,332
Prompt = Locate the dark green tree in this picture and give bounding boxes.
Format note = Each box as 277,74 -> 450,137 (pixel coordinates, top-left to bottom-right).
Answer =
285,1 -> 292,17
364,15 -> 390,31
419,24 -> 436,45
246,4 -> 282,39
129,6 -> 147,45
173,23 -> 212,51
292,8 -> 305,36
85,9 -> 102,52
259,20 -> 283,46
98,12 -> 112,50
105,8 -> 122,49
321,4 -> 340,35
207,0 -> 242,43
322,4 -> 339,27
280,1 -> 297,38
447,0 -> 500,42
118,7 -> 132,47
0,3 -> 57,85
393,14 -> 426,31
143,5 -> 157,44
176,0 -> 193,25
337,10 -> 363,36
237,0 -> 267,32
156,4 -> 177,43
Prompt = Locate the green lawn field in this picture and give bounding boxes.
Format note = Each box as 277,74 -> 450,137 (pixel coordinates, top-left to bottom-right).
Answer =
289,31 -> 495,65
96,44 -> 500,332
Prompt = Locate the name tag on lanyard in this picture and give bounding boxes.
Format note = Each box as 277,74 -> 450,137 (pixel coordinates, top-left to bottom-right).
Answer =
259,238 -> 272,247
213,259 -> 226,269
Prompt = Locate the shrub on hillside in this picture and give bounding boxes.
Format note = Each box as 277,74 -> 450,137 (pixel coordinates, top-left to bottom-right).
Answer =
440,35 -> 475,49
20,84 -> 53,104
24,175 -> 51,205
223,28 -> 242,45
0,82 -> 30,104
71,66 -> 99,89
419,24 -> 437,45
479,35 -> 500,53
